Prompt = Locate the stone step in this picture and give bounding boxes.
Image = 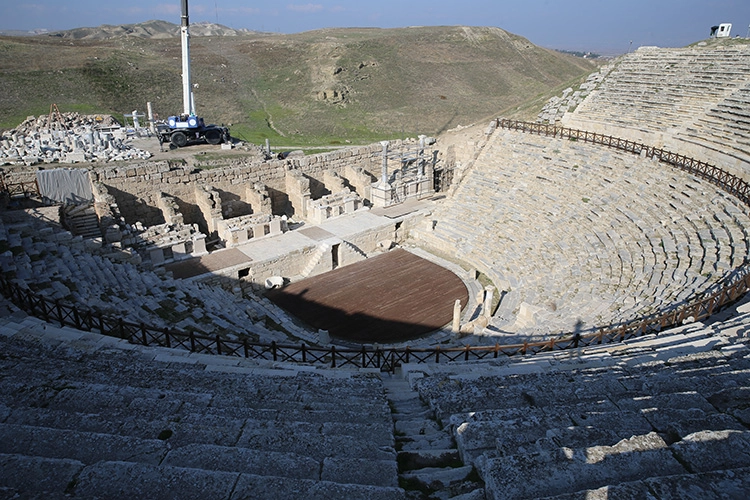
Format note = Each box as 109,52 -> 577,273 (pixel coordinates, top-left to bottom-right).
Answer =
400,465 -> 475,493
72,461 -> 407,500
0,423 -> 168,466
0,360 -> 390,421
236,427 -> 395,461
453,407 -> 652,463
672,429 -> 750,474
162,443 -> 399,487
476,432 -> 686,500
538,466 -> 750,500
397,449 -> 462,471
0,453 -> 84,497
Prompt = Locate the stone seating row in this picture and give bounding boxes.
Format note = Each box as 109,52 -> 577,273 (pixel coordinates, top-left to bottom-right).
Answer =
401,300 -> 750,498
0,214 -> 299,343
415,129 -> 750,337
0,315 -> 404,499
675,84 -> 750,167
563,46 -> 750,149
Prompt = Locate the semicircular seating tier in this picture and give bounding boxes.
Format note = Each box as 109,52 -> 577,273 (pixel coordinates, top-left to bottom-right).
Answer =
413,128 -> 750,340
561,44 -> 750,178
0,210 -> 303,344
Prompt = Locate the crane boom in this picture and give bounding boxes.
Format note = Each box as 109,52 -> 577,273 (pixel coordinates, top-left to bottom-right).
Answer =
180,0 -> 193,115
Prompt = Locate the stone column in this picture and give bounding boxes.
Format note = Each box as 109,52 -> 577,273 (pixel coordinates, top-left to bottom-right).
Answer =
452,299 -> 461,333
379,141 -> 390,187
147,102 -> 155,133
484,286 -> 495,319
418,135 -> 426,178
371,141 -> 393,208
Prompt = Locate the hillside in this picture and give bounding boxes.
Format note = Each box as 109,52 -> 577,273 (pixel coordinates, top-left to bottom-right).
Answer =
0,23 -> 598,145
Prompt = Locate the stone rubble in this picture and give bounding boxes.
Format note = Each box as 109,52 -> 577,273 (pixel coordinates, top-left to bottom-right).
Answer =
0,112 -> 152,166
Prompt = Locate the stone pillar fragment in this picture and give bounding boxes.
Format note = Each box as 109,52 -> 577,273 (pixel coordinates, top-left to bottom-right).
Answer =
379,141 -> 390,187
484,286 -> 495,319
452,299 -> 462,333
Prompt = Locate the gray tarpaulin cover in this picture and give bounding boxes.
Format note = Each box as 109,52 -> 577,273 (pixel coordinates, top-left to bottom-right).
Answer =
36,168 -> 93,204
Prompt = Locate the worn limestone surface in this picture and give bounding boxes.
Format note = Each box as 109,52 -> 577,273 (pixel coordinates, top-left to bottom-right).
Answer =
0,316 -> 405,499
407,308 -> 750,499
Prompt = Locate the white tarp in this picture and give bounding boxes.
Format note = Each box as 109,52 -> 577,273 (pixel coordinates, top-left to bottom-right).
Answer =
36,168 -> 93,204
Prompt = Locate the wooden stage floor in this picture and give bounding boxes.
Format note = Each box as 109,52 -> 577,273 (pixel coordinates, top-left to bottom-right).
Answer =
266,249 -> 469,343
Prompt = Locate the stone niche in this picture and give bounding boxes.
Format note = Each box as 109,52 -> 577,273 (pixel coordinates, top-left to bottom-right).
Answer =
306,190 -> 363,224
216,213 -> 288,247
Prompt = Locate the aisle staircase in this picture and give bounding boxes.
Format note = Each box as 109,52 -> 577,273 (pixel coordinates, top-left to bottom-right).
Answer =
382,375 -> 483,498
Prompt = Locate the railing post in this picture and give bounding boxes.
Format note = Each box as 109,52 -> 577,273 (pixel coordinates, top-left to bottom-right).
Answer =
362,345 -> 367,368
243,338 -> 249,358
55,299 -> 64,327
97,311 -> 105,334
189,331 -> 196,352
435,345 -> 440,364
464,344 -> 470,361
118,318 -> 126,340
73,307 -> 81,330
272,341 -> 278,361
331,345 -> 337,368
494,343 -> 499,358
140,323 -> 148,346
301,343 -> 307,363
164,328 -> 171,348
405,346 -> 410,364
216,334 -> 222,355
28,293 -> 37,316
40,298 -> 50,322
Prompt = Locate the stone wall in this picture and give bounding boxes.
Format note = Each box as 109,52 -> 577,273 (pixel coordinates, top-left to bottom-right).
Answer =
89,142 -> 398,224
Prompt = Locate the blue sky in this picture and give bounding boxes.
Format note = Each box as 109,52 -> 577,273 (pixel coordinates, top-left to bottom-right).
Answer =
3,1 -> 750,54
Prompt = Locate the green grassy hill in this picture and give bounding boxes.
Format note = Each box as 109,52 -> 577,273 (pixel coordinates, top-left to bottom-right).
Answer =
0,24 -> 598,146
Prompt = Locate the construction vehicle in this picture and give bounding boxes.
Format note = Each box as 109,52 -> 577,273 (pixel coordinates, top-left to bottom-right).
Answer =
155,0 -> 230,148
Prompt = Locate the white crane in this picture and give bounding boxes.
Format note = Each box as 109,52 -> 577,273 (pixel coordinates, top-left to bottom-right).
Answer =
155,0 -> 230,147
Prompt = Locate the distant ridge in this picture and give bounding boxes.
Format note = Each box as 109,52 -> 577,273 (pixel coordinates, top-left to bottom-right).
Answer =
42,20 -> 258,40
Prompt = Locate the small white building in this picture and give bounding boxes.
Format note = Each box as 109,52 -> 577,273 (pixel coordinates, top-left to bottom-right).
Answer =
710,23 -> 732,38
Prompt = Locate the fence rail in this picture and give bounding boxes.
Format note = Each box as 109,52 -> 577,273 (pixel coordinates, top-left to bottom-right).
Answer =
2,119 -> 750,370
1,178 -> 40,199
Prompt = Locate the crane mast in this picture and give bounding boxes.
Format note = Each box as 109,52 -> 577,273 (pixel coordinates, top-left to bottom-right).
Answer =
180,0 -> 193,116
155,0 -> 230,147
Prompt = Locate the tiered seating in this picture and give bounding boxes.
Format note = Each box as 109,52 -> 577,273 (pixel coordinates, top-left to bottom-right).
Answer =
0,209 -> 301,343
415,128 -> 750,338
675,82 -> 750,168
0,314 -> 403,499
406,307 -> 750,499
564,45 -> 750,141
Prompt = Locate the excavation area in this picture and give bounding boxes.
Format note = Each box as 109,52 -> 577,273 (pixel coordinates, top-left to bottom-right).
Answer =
266,248 -> 469,343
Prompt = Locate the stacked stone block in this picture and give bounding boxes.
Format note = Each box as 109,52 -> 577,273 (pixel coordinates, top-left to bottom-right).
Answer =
0,113 -> 151,166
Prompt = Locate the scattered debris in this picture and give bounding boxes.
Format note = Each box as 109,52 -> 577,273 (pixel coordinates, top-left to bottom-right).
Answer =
0,112 -> 152,166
